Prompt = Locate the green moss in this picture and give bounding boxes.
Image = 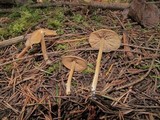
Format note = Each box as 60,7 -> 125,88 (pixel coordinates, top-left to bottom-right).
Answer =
54,7 -> 65,21
46,62 -> 61,74
47,19 -> 62,28
71,80 -> 78,87
72,14 -> 84,23
56,29 -> 64,35
103,0 -> 130,3
135,64 -> 160,70
82,22 -> 89,27
150,75 -> 160,80
3,64 -> 12,75
55,44 -> 68,51
82,63 -> 95,74
1,6 -> 43,38
47,7 -> 65,29
91,15 -> 103,23
125,22 -> 133,29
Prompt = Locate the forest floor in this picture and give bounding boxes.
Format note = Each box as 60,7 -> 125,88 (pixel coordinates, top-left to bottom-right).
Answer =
0,1 -> 160,120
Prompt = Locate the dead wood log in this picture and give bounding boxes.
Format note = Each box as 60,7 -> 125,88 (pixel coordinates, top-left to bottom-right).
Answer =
30,1 -> 130,10
0,2 -> 130,14
0,32 -> 87,48
0,34 -> 31,48
0,0 -> 28,4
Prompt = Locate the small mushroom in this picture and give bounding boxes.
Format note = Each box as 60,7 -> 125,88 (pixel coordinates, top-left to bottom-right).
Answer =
17,28 -> 57,64
62,56 -> 87,95
89,29 -> 121,93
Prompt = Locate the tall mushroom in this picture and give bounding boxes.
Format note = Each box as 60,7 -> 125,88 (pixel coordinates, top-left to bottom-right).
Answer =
89,29 -> 121,93
17,28 -> 57,64
62,56 -> 87,95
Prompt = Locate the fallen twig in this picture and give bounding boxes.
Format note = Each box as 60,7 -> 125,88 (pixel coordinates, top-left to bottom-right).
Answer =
0,2 -> 129,14
0,34 -> 31,48
0,32 -> 87,48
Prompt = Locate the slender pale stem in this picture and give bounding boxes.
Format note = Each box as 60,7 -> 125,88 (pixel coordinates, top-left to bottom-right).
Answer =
41,33 -> 48,61
91,40 -> 104,93
41,33 -> 51,64
66,61 -> 76,95
16,46 -> 30,58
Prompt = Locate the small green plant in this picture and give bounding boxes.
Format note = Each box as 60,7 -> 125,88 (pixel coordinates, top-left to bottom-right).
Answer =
126,22 -> 133,29
57,28 -> 64,35
91,15 -> 103,23
71,80 -> 78,87
55,44 -> 68,51
82,22 -> 90,28
141,28 -> 149,33
82,63 -> 95,74
47,19 -> 62,28
102,0 -> 129,3
3,64 -> 12,75
54,8 -> 65,21
46,62 -> 61,74
150,75 -> 160,80
135,64 -> 160,70
72,14 -> 84,23
47,7 -> 65,29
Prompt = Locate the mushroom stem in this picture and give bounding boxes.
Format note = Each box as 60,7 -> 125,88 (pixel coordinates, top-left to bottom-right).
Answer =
41,33 -> 51,64
16,46 -> 30,58
91,40 -> 104,93
66,61 -> 76,95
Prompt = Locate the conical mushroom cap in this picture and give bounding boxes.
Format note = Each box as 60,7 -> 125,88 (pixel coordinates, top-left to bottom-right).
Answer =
25,29 -> 42,47
25,28 -> 57,47
89,29 -> 121,52
62,56 -> 87,72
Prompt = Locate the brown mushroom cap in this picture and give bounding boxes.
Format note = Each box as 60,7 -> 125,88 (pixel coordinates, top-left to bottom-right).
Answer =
62,56 -> 87,72
89,29 -> 121,52
25,28 -> 57,47
41,28 -> 57,36
25,29 -> 42,47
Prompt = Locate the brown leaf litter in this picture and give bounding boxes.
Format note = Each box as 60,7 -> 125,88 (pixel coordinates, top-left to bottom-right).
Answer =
0,2 -> 160,120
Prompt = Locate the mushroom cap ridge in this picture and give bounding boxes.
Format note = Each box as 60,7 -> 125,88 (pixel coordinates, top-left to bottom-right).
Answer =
89,29 -> 121,52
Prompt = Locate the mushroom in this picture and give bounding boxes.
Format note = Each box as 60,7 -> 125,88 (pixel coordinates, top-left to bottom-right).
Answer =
17,28 -> 57,64
62,56 -> 87,95
89,29 -> 121,93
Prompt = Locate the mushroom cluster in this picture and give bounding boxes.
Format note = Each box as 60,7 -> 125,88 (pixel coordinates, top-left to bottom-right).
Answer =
17,27 -> 121,95
17,28 -> 57,64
